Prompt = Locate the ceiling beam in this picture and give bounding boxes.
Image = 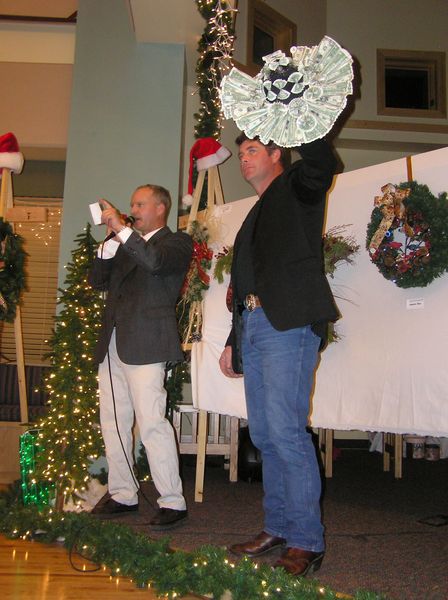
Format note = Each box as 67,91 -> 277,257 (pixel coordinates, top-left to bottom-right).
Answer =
0,11 -> 77,23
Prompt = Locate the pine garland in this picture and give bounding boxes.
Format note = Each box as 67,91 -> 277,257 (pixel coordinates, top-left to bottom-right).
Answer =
165,361 -> 191,414
323,226 -> 360,278
0,497 -> 387,600
0,217 -> 27,322
213,245 -> 234,283
213,229 -> 360,284
194,0 -> 234,140
213,229 -> 359,344
191,1 -> 235,210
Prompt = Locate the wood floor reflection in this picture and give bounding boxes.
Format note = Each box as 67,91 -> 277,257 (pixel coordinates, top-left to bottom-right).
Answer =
0,535 -> 199,599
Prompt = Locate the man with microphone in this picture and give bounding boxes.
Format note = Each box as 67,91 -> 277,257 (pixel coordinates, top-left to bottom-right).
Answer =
88,184 -> 193,530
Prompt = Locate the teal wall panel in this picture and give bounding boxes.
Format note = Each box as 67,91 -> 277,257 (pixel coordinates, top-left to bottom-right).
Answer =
60,0 -> 185,285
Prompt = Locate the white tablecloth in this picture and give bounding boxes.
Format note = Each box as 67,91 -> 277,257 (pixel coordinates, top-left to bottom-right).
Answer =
191,148 -> 448,437
311,147 -> 448,436
191,197 -> 257,419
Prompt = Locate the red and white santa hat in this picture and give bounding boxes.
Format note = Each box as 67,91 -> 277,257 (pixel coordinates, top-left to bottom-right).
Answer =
0,132 -> 24,177
183,137 -> 231,206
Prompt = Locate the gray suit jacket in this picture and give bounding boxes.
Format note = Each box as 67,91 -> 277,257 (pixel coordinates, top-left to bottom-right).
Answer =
88,226 -> 193,365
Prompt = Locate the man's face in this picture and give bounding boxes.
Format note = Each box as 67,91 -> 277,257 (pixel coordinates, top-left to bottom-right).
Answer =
238,139 -> 280,190
130,187 -> 164,235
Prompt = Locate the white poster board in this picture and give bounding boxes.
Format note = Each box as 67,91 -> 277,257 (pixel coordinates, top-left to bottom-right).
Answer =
190,196 -> 257,419
311,147 -> 448,437
191,147 -> 448,437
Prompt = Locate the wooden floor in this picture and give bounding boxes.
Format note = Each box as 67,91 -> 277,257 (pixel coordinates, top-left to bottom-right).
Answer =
0,534 -> 199,599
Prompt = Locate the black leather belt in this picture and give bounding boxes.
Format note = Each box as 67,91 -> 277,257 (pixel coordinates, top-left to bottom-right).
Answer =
244,294 -> 262,311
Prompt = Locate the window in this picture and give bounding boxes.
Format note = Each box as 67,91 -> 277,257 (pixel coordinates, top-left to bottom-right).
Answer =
243,0 -> 297,76
377,49 -> 446,118
0,198 -> 62,366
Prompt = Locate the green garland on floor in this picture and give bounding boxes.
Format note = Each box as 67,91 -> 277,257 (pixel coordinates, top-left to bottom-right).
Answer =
0,496 -> 387,600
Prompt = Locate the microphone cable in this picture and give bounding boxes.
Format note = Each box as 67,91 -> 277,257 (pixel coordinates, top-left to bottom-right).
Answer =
98,226 -> 157,516
103,215 -> 135,242
62,216 -> 160,578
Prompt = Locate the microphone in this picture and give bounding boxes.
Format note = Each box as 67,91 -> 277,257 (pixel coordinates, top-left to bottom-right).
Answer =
103,215 -> 135,242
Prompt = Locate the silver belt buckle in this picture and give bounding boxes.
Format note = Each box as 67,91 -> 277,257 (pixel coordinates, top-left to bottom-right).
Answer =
245,294 -> 257,312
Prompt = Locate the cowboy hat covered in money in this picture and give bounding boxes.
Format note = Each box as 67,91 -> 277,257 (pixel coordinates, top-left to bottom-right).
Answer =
220,36 -> 354,148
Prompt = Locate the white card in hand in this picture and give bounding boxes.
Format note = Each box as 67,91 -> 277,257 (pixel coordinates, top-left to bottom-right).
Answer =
89,202 -> 103,225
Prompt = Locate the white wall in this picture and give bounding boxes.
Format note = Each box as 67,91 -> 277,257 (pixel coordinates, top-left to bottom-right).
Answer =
59,0 -> 185,285
327,0 -> 448,171
0,22 -> 75,158
327,0 -> 448,123
0,21 -> 75,64
2,1 -> 448,201
182,0 -> 329,205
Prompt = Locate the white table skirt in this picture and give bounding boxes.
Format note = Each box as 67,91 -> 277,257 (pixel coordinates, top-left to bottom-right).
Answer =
191,148 -> 448,438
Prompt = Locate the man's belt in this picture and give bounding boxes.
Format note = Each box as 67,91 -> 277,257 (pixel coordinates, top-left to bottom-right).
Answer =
244,294 -> 262,311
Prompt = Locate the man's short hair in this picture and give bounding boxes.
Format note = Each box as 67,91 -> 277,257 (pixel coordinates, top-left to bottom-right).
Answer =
235,132 -> 291,169
136,184 -> 172,218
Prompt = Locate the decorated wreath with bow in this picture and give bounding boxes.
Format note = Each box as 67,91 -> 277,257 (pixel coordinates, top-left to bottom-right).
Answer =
366,181 -> 448,288
0,218 -> 27,321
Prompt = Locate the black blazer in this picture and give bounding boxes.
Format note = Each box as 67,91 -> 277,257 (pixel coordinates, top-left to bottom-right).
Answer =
229,139 -> 339,371
88,226 -> 193,365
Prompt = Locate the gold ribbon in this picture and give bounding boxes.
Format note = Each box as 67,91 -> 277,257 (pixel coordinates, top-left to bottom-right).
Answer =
368,183 -> 410,254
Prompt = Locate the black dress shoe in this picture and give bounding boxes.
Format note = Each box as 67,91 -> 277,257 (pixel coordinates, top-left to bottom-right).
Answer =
149,508 -> 188,530
91,496 -> 138,517
229,531 -> 286,557
274,547 -> 324,576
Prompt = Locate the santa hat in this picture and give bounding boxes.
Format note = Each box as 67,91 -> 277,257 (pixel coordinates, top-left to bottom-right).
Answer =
0,132 -> 24,177
183,137 -> 231,206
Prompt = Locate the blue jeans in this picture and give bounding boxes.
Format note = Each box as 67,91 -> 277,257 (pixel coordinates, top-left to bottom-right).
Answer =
242,307 -> 324,552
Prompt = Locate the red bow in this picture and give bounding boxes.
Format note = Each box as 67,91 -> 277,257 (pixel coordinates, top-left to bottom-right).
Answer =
192,241 -> 213,286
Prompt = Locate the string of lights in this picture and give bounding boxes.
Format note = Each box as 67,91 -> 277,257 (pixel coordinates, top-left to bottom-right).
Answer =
19,1 -> 238,511
194,0 -> 236,139
31,225 -> 105,507
0,500 -> 375,600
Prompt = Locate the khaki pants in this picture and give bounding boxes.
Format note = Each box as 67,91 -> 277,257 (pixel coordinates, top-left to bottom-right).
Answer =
98,330 -> 185,510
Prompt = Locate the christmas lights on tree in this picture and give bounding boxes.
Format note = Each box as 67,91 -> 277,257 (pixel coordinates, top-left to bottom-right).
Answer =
194,0 -> 236,140
33,224 -> 105,507
190,1 -> 236,211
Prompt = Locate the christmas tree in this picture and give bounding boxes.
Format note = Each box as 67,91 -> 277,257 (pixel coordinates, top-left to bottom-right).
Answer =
34,224 -> 104,507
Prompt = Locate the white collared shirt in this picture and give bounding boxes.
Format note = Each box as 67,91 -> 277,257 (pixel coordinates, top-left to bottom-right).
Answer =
97,226 -> 163,259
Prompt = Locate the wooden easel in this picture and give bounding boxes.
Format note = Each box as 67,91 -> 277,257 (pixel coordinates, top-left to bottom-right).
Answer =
0,167 -> 28,424
179,165 -> 238,502
178,165 -> 225,231
0,167 -> 48,484
1,171 -> 47,418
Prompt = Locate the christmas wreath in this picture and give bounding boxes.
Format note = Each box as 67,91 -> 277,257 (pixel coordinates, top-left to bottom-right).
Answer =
177,220 -> 213,345
0,217 -> 27,322
366,181 -> 448,288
